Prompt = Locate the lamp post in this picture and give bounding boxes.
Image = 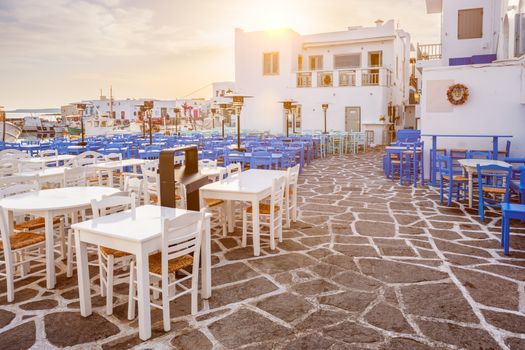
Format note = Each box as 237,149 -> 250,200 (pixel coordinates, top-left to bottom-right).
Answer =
173,107 -> 181,135
225,94 -> 252,151
0,106 -> 5,143
135,105 -> 147,140
322,103 -> 329,134
210,107 -> 217,129
291,103 -> 298,134
278,100 -> 296,137
218,102 -> 231,139
143,100 -> 154,145
71,103 -> 88,145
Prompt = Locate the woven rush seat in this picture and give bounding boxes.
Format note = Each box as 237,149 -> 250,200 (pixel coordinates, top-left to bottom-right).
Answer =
100,246 -> 131,258
246,203 -> 280,215
14,217 -> 61,231
442,175 -> 468,182
482,186 -> 507,195
148,252 -> 193,275
0,232 -> 45,250
205,198 -> 224,207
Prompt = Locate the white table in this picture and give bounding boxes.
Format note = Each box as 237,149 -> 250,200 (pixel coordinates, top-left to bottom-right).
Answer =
15,167 -> 70,186
88,159 -> 145,187
72,205 -> 212,340
457,159 -> 511,208
19,155 -> 76,167
199,169 -> 286,256
0,186 -> 119,288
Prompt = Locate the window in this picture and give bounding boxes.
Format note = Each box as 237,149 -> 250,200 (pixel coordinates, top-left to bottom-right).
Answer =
458,8 -> 483,39
309,55 -> 323,70
263,52 -> 279,75
297,55 -> 303,71
334,54 -> 361,69
368,51 -> 382,67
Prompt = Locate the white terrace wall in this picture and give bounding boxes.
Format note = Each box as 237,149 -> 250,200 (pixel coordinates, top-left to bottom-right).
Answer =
420,58 -> 525,177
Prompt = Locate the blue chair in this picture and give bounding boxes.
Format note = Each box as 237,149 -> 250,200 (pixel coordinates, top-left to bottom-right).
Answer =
437,155 -> 468,206
467,151 -> 493,160
510,166 -> 525,204
250,151 -> 273,169
476,164 -> 512,222
501,203 -> 525,255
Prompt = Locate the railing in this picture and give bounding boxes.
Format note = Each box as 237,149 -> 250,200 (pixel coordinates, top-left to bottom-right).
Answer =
296,72 -> 312,88
339,70 -> 356,86
417,43 -> 442,61
295,67 -> 392,88
317,71 -> 333,87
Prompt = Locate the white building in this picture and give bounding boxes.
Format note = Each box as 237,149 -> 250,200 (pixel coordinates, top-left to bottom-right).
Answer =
234,20 -> 413,144
417,0 -> 525,159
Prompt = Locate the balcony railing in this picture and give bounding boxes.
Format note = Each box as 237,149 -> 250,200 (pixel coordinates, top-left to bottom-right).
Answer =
417,43 -> 442,61
295,67 -> 392,88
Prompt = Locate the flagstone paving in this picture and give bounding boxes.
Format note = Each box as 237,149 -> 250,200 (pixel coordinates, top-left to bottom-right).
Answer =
1,149 -> 525,349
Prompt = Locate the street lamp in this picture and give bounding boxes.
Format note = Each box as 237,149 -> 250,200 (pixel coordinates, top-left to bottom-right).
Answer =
322,103 -> 329,134
291,103 -> 298,134
70,102 -> 88,145
225,93 -> 252,151
210,107 -> 217,129
218,102 -> 231,138
173,107 -> 181,135
278,100 -> 296,137
136,101 -> 154,144
0,106 -> 5,143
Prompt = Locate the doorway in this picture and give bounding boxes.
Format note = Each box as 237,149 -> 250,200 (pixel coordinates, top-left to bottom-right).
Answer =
345,107 -> 361,132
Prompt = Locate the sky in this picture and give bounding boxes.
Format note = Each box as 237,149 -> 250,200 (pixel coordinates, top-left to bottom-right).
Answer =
0,0 -> 440,110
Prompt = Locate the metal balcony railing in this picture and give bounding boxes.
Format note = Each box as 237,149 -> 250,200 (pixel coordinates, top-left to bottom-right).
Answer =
294,67 -> 392,88
317,71 -> 333,87
296,72 -> 312,88
417,43 -> 442,61
338,70 -> 356,86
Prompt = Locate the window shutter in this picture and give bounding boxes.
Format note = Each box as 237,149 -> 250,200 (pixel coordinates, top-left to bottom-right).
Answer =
263,53 -> 271,75
458,8 -> 483,39
334,54 -> 361,69
272,53 -> 279,74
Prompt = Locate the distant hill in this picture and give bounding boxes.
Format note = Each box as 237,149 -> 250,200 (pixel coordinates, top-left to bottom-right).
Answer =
6,108 -> 60,114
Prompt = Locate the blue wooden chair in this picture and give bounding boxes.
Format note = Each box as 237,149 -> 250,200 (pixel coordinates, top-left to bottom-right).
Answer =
476,164 -> 512,222
510,166 -> 525,204
501,203 -> 525,255
437,155 -> 468,206
467,151 -> 493,160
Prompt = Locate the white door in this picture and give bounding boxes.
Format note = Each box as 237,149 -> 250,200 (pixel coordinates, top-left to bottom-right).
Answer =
345,107 -> 361,132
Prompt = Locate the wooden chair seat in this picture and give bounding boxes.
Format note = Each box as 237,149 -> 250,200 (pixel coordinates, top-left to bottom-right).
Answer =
100,246 -> 131,258
14,217 -> 61,231
246,203 -> 280,215
451,149 -> 467,153
205,198 -> 224,207
482,187 -> 507,195
442,175 -> 468,182
0,232 -> 45,250
148,252 -> 193,275
150,194 -> 181,204
391,160 -> 401,165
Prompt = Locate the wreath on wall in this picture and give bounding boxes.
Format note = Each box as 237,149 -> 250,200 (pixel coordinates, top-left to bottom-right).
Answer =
323,74 -> 332,86
447,83 -> 469,105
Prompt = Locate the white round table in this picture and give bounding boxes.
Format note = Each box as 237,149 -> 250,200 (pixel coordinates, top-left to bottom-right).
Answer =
0,186 -> 120,289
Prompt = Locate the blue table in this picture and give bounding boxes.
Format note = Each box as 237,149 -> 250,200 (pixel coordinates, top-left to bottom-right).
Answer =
422,134 -> 513,186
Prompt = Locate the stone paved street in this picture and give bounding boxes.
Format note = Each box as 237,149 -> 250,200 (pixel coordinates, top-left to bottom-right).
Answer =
1,150 -> 525,349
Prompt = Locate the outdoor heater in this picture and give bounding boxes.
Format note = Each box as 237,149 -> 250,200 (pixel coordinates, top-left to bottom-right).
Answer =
322,103 -> 329,134
143,100 -> 154,145
210,107 -> 217,129
225,93 -> 252,151
71,102 -> 88,146
278,99 -> 296,137
173,107 -> 181,135
0,106 -> 5,143
218,102 -> 231,138
159,146 -> 209,210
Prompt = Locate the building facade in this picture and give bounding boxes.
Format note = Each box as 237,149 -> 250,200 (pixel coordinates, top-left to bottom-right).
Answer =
233,20 -> 412,144
418,0 -> 525,160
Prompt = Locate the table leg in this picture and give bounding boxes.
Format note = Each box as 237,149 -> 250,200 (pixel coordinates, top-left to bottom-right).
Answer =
75,229 -> 92,317
468,171 -> 473,208
252,198 -> 261,256
135,249 -> 151,340
227,200 -> 234,233
201,216 -> 212,299
431,136 -> 437,186
44,211 -> 56,289
492,137 -> 498,160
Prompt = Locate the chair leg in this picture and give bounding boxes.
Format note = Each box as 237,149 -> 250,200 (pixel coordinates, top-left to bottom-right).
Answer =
98,251 -> 106,297
440,180 -> 444,204
58,219 -> 66,259
106,254 -> 114,315
161,278 -> 170,332
241,210 -> 248,247
190,264 -> 199,315
269,214 -> 276,250
5,253 -> 15,303
127,262 -> 136,320
503,216 -> 510,255
66,230 -> 74,277
447,182 -> 453,207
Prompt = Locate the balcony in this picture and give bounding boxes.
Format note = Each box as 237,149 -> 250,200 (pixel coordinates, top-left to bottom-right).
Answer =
417,43 -> 442,61
295,67 -> 392,88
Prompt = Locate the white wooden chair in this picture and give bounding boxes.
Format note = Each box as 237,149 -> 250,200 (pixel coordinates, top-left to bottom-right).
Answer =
141,161 -> 160,205
0,174 -> 40,190
76,151 -> 105,185
127,210 -> 205,331
63,167 -> 87,187
38,149 -> 59,167
91,192 -> 136,315
226,163 -> 242,177
103,152 -> 123,188
18,161 -> 44,173
0,158 -> 19,177
242,176 -> 286,252
285,164 -> 300,228
202,169 -> 228,235
123,176 -> 145,206
0,149 -> 29,160
0,205 -> 46,302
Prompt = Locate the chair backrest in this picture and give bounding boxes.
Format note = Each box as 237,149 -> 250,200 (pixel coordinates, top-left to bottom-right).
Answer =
270,176 -> 286,214
467,151 -> 493,160
0,159 -> 19,177
123,176 -> 144,206
0,182 -> 39,199
199,159 -> 217,169
105,152 -> 122,161
0,149 -> 29,160
287,164 -> 300,188
64,167 -> 87,187
160,210 -> 205,275
0,205 -> 14,253
141,160 -> 160,200
76,151 -> 106,166
226,163 -> 241,176
39,149 -> 58,157
91,192 -> 136,218
0,174 -> 39,190
476,164 -> 512,203
436,155 -> 453,179
18,160 -> 45,172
